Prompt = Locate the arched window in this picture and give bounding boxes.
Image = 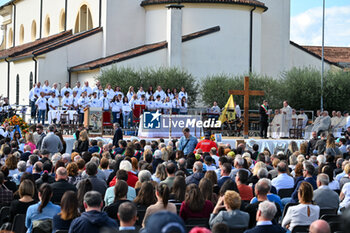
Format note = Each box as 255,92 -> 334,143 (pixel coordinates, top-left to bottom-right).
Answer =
8,28 -> 13,47
29,72 -> 33,91
44,15 -> 51,36
16,74 -> 20,105
31,20 -> 37,41
74,4 -> 93,34
19,24 -> 24,44
59,10 -> 66,32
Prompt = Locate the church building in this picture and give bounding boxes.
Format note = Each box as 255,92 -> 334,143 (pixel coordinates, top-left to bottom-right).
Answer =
0,0 -> 345,105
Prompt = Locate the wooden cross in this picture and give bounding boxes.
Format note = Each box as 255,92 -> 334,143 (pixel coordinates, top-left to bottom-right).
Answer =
229,76 -> 264,138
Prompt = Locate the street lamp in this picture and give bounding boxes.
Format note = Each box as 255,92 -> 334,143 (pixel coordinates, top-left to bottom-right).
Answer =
321,0 -> 325,111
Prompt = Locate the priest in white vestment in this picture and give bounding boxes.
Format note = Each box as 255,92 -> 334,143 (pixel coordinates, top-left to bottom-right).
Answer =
297,109 -> 308,128
311,111 -> 331,135
268,109 -> 282,139
331,111 -> 344,137
280,101 -> 292,138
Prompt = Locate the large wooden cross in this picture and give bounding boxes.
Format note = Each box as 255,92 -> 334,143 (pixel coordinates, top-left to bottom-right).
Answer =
229,76 -> 264,138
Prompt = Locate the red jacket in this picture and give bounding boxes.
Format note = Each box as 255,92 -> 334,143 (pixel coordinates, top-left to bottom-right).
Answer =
194,139 -> 218,153
109,171 -> 138,188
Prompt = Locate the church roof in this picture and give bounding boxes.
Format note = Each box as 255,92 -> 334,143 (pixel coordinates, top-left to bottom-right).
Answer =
0,30 -> 73,60
290,41 -> 342,68
0,28 -> 102,61
69,25 -> 221,72
0,0 -> 13,8
141,0 -> 267,10
301,45 -> 350,68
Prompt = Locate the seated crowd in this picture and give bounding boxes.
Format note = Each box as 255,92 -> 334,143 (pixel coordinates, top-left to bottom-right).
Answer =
0,124 -> 348,233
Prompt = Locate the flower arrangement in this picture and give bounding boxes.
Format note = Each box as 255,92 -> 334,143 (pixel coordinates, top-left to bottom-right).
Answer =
3,115 -> 29,134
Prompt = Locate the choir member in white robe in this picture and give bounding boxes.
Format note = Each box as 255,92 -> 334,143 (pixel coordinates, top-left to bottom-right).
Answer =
280,101 -> 292,138
268,109 -> 282,139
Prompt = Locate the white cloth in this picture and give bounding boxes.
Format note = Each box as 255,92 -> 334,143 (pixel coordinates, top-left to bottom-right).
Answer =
312,116 -> 331,134
154,100 -> 163,110
137,91 -> 145,99
172,98 -> 181,109
281,204 -> 320,231
48,110 -> 60,124
154,90 -> 166,100
111,101 -> 122,112
122,103 -> 132,114
51,88 -> 60,97
33,87 -> 43,99
211,106 -> 221,114
147,101 -> 156,111
81,86 -> 93,96
105,89 -> 115,100
29,88 -> 35,101
127,92 -> 134,101
73,86 -> 83,97
78,97 -> 89,113
280,105 -> 292,137
100,97 -> 110,110
90,98 -> 101,108
235,105 -> 241,118
179,91 -> 188,100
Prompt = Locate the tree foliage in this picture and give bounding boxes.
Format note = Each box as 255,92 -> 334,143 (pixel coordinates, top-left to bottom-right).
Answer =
202,68 -> 350,112
96,66 -> 199,105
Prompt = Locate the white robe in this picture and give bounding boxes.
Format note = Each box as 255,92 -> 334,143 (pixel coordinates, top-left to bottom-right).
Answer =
297,113 -> 308,128
332,116 -> 344,138
311,116 -> 331,134
268,114 -> 282,139
280,105 -> 292,137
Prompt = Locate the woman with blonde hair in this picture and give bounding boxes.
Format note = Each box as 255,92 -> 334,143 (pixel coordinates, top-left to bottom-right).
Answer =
161,147 -> 169,161
325,136 -> 341,157
152,164 -> 167,183
286,141 -> 299,157
25,132 -> 36,153
76,130 -> 89,153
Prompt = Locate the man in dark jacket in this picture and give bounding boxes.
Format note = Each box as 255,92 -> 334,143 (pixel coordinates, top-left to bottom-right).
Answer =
113,123 -> 123,148
69,191 -> 118,233
50,167 -> 77,203
185,161 -> 204,185
244,201 -> 285,233
259,100 -> 269,139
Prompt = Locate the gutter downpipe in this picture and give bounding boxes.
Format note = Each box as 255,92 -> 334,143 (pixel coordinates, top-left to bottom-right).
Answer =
249,6 -> 256,74
11,2 -> 16,47
32,56 -> 38,83
39,0 -> 43,38
64,0 -> 68,31
99,0 -> 102,27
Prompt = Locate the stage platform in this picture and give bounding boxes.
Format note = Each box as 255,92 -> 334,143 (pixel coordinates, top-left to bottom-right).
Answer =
63,135 -> 306,155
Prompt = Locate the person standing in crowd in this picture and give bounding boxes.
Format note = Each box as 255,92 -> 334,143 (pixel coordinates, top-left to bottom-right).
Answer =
113,123 -> 123,148
178,127 -> 198,156
259,100 -> 269,139
35,92 -> 47,124
194,131 -> 218,153
41,124 -> 63,154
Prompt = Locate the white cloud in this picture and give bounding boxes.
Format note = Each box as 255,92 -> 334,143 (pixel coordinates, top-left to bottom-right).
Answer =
291,5 -> 350,46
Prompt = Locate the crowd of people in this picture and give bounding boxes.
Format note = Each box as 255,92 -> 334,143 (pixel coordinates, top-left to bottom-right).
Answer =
28,80 -> 190,128
0,121 -> 347,233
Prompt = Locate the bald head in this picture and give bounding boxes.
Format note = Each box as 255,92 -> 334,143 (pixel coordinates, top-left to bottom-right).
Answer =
56,167 -> 68,181
309,220 -> 330,233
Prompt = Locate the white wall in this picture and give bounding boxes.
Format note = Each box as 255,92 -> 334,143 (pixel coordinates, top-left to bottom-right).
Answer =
42,0 -> 65,36
9,59 -> 34,105
289,43 -> 332,71
260,0 -> 290,78
0,61 -> 8,97
37,31 -> 103,87
66,0 -> 100,32
102,0 -> 145,57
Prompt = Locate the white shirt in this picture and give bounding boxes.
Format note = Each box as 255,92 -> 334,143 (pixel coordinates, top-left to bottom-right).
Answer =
33,86 -> 43,99
179,103 -> 188,113
78,97 -> 89,112
114,91 -> 124,99
71,96 -> 79,108
127,92 -> 134,101
154,100 -> 163,109
341,182 -> 350,208
134,99 -> 146,106
154,90 -> 166,101
282,204 -> 319,231
211,106 -> 221,114
61,96 -> 72,109
122,103 -> 132,113
105,89 -> 115,100
100,97 -> 110,110
271,173 -> 294,191
29,88 -> 35,101
48,97 -> 59,110
51,88 -> 60,97
82,86 -> 93,96
163,102 -> 172,110
167,93 -> 174,100
42,85 -> 51,96
328,180 -> 340,190
137,91 -> 146,99
73,86 -> 83,97
35,97 -> 47,110
172,98 -> 181,108
179,91 -> 188,100
89,97 -> 101,108
111,101 -> 122,112
147,101 -> 156,111
60,87 -> 72,97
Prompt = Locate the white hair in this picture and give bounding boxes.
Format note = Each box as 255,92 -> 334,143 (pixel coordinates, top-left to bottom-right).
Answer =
51,154 -> 62,166
62,153 -> 71,162
144,145 -> 152,151
258,201 -> 277,220
235,157 -> 244,166
138,170 -> 152,183
242,152 -> 251,159
17,161 -> 26,172
317,155 -> 326,165
119,160 -> 132,172
297,154 -> 305,163
90,156 -> 100,166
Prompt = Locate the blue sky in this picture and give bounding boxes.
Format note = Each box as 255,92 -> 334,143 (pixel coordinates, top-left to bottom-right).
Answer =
291,0 -> 350,46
